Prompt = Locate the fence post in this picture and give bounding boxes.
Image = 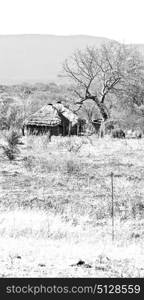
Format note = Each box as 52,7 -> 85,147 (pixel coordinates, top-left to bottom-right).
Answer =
88,175 -> 90,193
111,172 -> 114,241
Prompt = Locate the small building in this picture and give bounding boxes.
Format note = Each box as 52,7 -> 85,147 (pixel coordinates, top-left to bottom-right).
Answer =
23,102 -> 84,137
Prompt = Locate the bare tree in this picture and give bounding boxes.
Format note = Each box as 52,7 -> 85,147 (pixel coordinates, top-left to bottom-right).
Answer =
81,103 -> 98,123
63,42 -> 144,121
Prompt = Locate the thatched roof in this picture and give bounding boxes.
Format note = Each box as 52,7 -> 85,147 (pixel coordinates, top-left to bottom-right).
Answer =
24,102 -> 78,127
25,104 -> 61,126
53,102 -> 78,126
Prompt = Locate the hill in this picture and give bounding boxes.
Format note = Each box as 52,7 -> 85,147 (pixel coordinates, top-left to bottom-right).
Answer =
0,35 -> 117,84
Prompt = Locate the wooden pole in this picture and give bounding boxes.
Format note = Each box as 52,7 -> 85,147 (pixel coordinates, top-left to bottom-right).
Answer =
68,122 -> 72,136
77,123 -> 80,136
111,172 -> 114,241
88,176 -> 90,193
22,125 -> 25,136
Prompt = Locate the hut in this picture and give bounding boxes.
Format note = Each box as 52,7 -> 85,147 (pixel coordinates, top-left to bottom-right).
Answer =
53,102 -> 78,136
23,102 -> 83,137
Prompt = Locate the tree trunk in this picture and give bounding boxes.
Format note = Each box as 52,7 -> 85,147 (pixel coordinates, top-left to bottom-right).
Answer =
94,97 -> 109,121
99,120 -> 105,138
86,94 -> 109,121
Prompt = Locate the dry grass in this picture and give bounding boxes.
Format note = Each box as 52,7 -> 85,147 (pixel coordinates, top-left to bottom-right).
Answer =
0,134 -> 144,277
0,210 -> 144,277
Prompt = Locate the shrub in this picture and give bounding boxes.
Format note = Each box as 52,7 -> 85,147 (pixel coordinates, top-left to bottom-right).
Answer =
2,130 -> 21,160
6,130 -> 21,147
65,159 -> 80,176
57,137 -> 84,153
23,156 -> 35,171
0,102 -> 24,130
2,145 -> 19,160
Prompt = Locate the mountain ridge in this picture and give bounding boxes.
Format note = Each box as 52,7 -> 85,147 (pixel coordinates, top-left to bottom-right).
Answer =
0,35 -> 143,84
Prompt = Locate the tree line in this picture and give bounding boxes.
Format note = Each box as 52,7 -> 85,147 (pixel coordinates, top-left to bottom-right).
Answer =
63,41 -> 144,123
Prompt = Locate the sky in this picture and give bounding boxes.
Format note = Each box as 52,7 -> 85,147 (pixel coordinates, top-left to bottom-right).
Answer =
0,0 -> 144,44
0,0 -> 144,84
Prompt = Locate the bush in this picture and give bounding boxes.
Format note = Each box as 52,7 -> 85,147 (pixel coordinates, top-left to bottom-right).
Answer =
57,137 -> 85,153
6,130 -> 21,147
2,130 -> 21,160
23,156 -> 35,171
0,102 -> 25,130
2,145 -> 19,160
65,159 -> 80,176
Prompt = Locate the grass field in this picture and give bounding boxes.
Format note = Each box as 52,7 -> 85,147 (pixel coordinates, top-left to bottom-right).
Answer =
0,133 -> 144,277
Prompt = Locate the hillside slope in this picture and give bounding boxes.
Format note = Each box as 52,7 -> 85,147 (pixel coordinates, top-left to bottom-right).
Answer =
1,35 -> 141,84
